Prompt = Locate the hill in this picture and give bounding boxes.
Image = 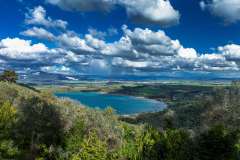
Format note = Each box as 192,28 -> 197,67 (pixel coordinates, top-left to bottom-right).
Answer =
0,82 -> 240,160
0,82 -> 145,159
119,83 -> 240,132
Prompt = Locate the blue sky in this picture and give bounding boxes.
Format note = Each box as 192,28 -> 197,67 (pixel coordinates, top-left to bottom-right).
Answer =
0,0 -> 240,81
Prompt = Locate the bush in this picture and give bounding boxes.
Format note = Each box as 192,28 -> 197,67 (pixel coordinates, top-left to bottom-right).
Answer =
65,120 -> 85,157
0,101 -> 17,132
0,70 -> 18,83
0,101 -> 19,159
15,96 -> 64,159
195,125 -> 239,160
139,126 -> 192,160
73,131 -> 108,160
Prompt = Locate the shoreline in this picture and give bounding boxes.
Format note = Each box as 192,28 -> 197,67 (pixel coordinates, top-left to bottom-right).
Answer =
55,90 -> 167,116
40,81 -> 218,117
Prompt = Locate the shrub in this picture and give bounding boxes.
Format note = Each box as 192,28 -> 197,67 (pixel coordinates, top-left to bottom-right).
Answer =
139,126 -> 192,160
0,101 -> 19,159
71,131 -> 108,160
15,96 -> 64,159
0,101 -> 17,132
0,70 -> 18,83
195,125 -> 239,160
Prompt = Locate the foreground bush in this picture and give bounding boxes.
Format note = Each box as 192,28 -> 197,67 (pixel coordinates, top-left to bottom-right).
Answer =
0,101 -> 19,159
195,125 -> 240,160
139,126 -> 192,160
15,96 -> 64,159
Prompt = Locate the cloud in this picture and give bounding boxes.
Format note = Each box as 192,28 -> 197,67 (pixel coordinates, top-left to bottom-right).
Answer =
22,7 -> 96,54
57,33 -> 96,53
200,0 -> 240,24
20,27 -> 55,40
0,37 -> 48,60
88,27 -> 118,39
88,58 -> 111,75
101,36 -> 133,58
100,26 -> 183,60
88,28 -> 107,39
112,57 -> 148,68
22,6 -> 99,54
46,0 -> 180,26
9,7 -> 240,78
122,26 -> 181,56
218,44 -> 240,61
68,26 -> 240,72
0,37 -> 87,67
112,56 -> 177,72
46,0 -> 115,12
199,1 -> 206,10
120,0 -> 180,26
196,53 -> 238,71
85,34 -> 107,50
105,26 -> 239,72
40,65 -> 73,75
25,6 -> 68,29
178,47 -> 197,59
7,3 -> 240,80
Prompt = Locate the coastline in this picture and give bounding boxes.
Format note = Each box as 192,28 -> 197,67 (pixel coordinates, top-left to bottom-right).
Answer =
39,81 -> 221,117
55,90 -> 167,116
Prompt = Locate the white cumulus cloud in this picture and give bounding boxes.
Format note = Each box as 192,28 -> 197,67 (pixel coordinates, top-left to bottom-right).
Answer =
25,6 -> 68,29
57,33 -> 96,53
120,0 -> 180,26
46,0 -> 180,26
0,38 -> 48,60
200,0 -> 240,24
218,44 -> 240,60
20,27 -> 55,40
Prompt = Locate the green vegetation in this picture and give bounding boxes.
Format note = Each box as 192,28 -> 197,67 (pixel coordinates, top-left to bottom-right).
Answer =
0,79 -> 240,159
0,82 -> 144,159
0,70 -> 18,83
110,83 -> 221,104
119,82 -> 240,132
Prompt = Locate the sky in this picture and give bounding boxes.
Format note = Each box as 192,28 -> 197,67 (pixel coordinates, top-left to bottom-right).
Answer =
1,0 -> 240,81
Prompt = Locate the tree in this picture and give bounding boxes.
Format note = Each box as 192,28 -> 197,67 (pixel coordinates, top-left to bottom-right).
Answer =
0,101 -> 20,159
0,70 -> 18,83
140,126 -> 162,160
195,125 -> 239,160
139,126 -> 193,160
0,101 -> 17,132
74,131 -> 108,160
15,96 -> 64,159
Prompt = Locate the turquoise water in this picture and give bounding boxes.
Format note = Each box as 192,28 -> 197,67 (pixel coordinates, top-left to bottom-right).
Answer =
55,92 -> 166,115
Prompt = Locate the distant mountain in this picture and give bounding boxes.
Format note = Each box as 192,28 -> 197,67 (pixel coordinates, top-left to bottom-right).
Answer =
17,71 -> 240,84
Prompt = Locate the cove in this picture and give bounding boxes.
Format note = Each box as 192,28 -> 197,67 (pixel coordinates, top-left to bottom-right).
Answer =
55,92 -> 167,115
